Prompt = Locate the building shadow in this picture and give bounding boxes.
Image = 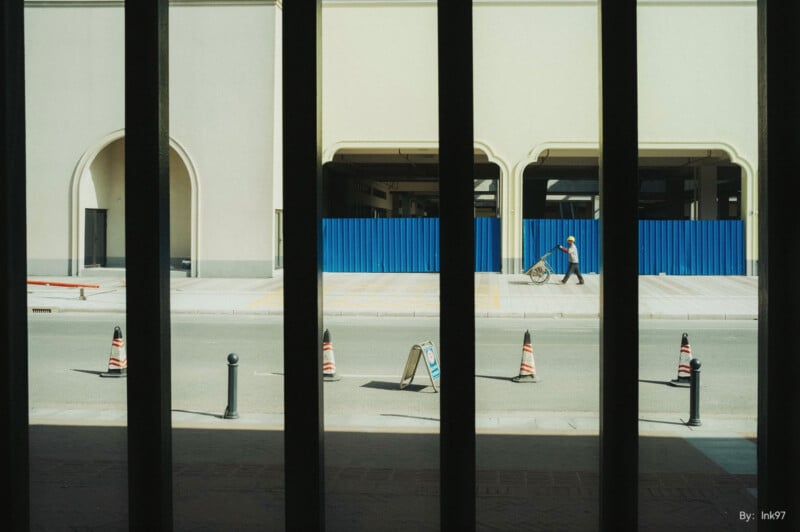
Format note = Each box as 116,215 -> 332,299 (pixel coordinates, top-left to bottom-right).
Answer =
30,425 -> 756,531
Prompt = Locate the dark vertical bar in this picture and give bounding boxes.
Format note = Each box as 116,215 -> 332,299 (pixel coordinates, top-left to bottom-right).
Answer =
0,2 -> 29,531
438,2 -> 475,531
125,2 -> 173,530
282,1 -> 324,530
757,3 -> 800,530
598,1 -> 638,530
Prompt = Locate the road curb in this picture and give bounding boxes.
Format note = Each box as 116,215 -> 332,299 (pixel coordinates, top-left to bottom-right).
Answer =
28,305 -> 759,320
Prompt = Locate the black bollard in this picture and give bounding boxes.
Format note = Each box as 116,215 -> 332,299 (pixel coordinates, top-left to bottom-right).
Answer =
224,353 -> 239,419
688,358 -> 701,426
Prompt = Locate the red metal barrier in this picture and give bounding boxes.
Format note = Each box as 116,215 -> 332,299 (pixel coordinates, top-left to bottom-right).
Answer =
27,280 -> 100,289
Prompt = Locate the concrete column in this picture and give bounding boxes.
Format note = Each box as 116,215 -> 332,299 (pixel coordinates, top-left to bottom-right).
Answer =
282,1 -> 325,529
438,2 -> 475,528
758,3 -> 800,526
503,165 -> 523,273
1,2 -> 31,529
124,1 -> 173,529
599,1 -> 639,529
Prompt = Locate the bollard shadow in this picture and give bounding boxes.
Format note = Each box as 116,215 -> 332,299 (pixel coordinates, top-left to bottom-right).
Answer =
361,380 -> 430,392
638,379 -> 678,387
172,408 -> 224,420
639,418 -> 690,427
379,413 -> 440,423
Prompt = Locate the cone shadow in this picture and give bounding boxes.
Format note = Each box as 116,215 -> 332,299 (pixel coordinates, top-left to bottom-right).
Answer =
71,368 -> 108,376
475,374 -> 517,382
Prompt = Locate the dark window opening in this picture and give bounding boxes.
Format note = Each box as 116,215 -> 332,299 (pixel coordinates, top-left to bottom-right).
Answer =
523,157 -> 742,220
323,152 -> 501,218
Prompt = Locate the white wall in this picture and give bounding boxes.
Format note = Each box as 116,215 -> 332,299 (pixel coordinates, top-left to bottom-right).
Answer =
26,1 -> 282,277
637,2 -> 757,160
637,2 -> 758,271
25,5 -> 125,275
23,0 -> 759,276
170,3 -> 280,277
473,3 -> 600,165
322,3 -> 439,150
321,0 -> 758,271
322,1 -> 756,165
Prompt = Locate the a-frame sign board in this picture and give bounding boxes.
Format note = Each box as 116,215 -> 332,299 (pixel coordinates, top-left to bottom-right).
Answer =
400,340 -> 441,392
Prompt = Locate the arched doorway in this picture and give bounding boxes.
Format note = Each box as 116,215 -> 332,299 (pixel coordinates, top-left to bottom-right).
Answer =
73,134 -> 196,276
518,148 -> 747,275
321,146 -> 504,272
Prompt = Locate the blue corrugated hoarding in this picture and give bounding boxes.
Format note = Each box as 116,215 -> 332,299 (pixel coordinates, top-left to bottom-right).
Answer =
523,219 -> 744,275
638,219 -> 744,275
323,218 -> 744,274
322,217 -> 501,272
474,217 -> 501,272
523,219 -> 600,274
323,218 -> 439,272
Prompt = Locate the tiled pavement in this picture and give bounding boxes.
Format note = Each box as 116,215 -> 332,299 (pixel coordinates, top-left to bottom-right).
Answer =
29,426 -> 758,531
27,271 -> 758,319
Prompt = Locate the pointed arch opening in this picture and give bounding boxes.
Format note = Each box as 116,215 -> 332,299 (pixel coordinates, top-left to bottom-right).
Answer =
71,132 -> 199,277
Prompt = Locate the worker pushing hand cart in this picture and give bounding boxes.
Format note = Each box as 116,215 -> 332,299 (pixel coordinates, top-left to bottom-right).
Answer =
524,245 -> 559,284
557,235 -> 584,284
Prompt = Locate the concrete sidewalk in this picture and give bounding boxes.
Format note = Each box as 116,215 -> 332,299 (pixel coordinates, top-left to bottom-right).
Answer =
27,271 -> 758,319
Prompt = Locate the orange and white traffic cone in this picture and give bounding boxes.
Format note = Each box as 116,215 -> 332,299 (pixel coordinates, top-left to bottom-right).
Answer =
512,330 -> 539,383
100,326 -> 127,378
322,329 -> 340,381
669,332 -> 692,387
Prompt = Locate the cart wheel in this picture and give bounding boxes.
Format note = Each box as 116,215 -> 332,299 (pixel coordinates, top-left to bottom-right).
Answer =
528,268 -> 550,285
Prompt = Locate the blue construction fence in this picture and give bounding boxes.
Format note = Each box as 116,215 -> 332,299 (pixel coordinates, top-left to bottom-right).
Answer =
322,217 -> 744,274
523,219 -> 744,275
322,217 -> 500,272
523,219 -> 599,274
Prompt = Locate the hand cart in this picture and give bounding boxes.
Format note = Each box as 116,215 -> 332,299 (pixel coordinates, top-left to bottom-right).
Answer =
523,245 -> 558,284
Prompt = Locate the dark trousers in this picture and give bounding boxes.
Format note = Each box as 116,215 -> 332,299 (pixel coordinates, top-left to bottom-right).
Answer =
562,262 -> 584,283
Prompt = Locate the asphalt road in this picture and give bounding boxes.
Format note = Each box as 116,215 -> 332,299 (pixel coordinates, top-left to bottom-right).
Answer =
25,314 -> 759,532
27,314 -> 757,426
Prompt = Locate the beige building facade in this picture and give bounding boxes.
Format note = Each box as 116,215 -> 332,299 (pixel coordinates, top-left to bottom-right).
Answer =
24,0 -> 758,277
